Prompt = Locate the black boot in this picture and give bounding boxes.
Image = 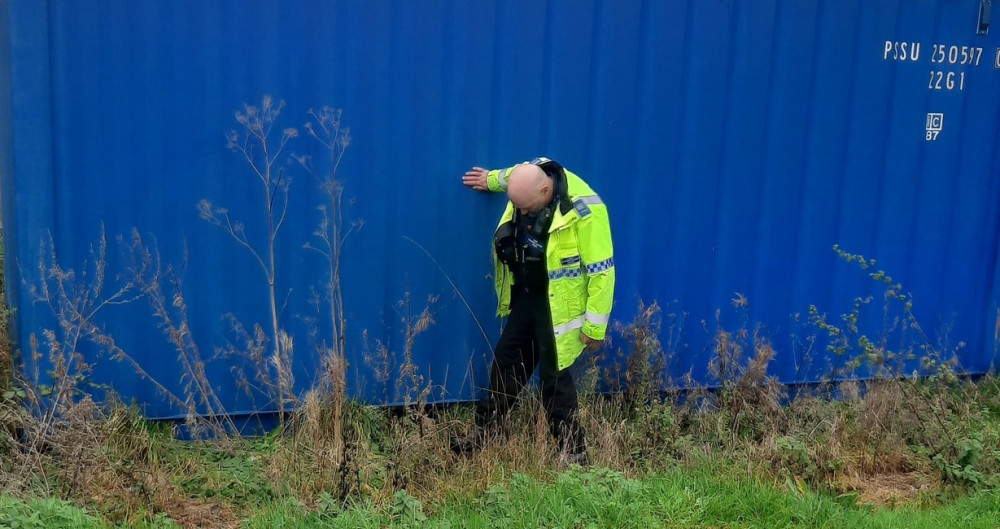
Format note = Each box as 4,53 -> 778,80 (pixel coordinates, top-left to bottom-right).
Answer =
555,422 -> 589,467
564,450 -> 590,467
450,425 -> 487,456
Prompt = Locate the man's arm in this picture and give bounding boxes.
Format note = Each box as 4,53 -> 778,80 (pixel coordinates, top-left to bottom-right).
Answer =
462,164 -> 520,193
576,200 -> 615,348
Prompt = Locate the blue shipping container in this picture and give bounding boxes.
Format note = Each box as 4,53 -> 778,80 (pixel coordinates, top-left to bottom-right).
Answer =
1,0 -> 999,420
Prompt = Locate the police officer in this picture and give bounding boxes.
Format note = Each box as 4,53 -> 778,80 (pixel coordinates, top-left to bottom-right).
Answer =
457,158 -> 615,465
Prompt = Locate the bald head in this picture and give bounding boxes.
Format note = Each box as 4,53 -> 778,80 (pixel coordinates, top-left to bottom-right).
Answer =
507,164 -> 553,215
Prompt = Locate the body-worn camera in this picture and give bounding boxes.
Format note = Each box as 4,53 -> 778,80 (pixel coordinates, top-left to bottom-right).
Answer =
529,203 -> 554,238
493,222 -> 516,266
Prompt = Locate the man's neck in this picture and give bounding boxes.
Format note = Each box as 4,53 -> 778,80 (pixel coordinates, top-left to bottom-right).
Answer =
542,187 -> 555,208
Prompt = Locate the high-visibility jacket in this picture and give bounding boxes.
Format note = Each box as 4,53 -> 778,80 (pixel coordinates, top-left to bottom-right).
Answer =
486,159 -> 615,370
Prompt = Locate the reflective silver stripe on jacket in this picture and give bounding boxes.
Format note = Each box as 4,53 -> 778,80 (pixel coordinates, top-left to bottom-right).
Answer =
572,195 -> 603,217
575,195 -> 603,206
497,168 -> 510,189
585,311 -> 610,326
552,317 -> 585,336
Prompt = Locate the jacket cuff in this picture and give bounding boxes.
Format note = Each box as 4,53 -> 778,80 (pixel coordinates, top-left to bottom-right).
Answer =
583,321 -> 607,341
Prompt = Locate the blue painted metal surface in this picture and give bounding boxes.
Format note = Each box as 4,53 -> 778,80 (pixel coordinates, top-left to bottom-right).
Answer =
2,0 -> 999,419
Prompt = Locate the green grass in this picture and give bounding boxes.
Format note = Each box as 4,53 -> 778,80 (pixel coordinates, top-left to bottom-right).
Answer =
0,497 -> 105,529
6,393 -> 1000,528
238,466 -> 1000,528
0,496 -> 178,528
4,454 -> 1000,528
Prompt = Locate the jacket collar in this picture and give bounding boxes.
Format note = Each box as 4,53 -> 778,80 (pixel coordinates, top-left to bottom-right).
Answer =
549,201 -> 579,233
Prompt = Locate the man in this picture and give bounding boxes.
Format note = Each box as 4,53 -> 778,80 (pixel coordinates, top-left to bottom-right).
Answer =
456,157 -> 615,465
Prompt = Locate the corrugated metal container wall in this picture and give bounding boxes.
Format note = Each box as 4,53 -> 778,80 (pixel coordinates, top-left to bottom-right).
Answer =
2,0 -> 999,419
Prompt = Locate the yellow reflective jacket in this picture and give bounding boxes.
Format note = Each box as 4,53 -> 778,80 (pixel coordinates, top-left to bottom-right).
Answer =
486,159 -> 615,370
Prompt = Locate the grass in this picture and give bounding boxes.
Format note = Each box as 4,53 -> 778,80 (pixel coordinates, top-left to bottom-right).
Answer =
4,377 -> 1000,527
4,276 -> 1000,526
380,468 -> 1000,529
0,496 -> 180,528
4,465 -> 1000,528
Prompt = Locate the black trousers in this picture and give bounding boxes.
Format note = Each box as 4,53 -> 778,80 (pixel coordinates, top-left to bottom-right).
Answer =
475,287 -> 586,455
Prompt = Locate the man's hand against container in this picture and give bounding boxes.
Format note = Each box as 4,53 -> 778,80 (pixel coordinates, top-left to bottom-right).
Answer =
581,333 -> 604,352
462,166 -> 489,191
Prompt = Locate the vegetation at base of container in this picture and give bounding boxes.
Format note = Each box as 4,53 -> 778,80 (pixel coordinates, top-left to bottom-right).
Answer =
1,97 -> 998,526
3,285 -> 999,527
0,229 -> 12,393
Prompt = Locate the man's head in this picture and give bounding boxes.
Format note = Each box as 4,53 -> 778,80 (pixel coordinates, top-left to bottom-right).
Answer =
507,163 -> 553,215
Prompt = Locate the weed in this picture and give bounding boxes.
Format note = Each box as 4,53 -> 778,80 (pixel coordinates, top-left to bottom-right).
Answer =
298,105 -> 360,468
803,246 -> 999,489
774,435 -> 818,481
121,231 -> 237,439
0,496 -> 108,528
389,489 -> 427,525
0,229 -> 12,393
200,96 -> 299,426
616,300 -> 669,405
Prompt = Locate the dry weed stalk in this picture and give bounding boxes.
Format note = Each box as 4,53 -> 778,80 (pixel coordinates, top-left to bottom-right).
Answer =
122,231 -> 237,439
0,235 -> 168,514
395,294 -> 437,407
199,95 -> 298,425
17,231 -> 140,470
0,247 -> 10,391
614,300 -> 669,403
1,228 -> 251,517
707,304 -> 783,443
807,246 -> 986,479
380,294 -> 439,492
297,105 -> 360,464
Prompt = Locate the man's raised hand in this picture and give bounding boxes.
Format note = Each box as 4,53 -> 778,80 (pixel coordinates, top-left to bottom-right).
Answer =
462,166 -> 489,191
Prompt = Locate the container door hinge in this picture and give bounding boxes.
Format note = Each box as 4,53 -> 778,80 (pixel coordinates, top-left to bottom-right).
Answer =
979,0 -> 992,35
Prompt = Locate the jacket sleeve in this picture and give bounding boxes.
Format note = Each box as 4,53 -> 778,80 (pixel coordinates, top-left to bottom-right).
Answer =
486,164 -> 521,193
576,198 -> 615,340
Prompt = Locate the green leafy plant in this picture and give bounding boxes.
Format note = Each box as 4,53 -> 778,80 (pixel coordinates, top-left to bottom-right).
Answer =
933,434 -> 990,488
390,489 -> 427,525
775,435 -> 818,481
